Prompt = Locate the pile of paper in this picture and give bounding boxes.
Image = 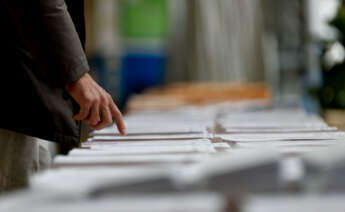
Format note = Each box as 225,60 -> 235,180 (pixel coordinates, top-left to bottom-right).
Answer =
244,195 -> 345,212
212,109 -> 344,154
0,191 -> 226,212
3,105 -> 345,211
52,107 -> 345,194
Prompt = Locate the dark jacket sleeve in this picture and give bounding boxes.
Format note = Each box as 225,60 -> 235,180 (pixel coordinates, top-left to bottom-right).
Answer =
3,0 -> 89,87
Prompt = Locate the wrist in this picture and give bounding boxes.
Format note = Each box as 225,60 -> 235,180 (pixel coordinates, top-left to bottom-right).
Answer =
66,73 -> 90,92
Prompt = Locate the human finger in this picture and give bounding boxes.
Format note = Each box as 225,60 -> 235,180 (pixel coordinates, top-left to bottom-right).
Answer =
109,99 -> 126,135
91,106 -> 112,130
84,102 -> 100,125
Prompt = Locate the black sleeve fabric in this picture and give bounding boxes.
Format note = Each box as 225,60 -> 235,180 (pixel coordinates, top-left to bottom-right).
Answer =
3,0 -> 89,87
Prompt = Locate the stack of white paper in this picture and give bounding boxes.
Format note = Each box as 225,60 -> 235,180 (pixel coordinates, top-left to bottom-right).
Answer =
302,144 -> 345,192
198,150 -> 281,193
69,144 -> 216,156
218,132 -> 345,142
30,167 -> 174,194
0,192 -> 226,212
53,154 -> 210,167
91,107 -> 215,136
82,139 -> 213,148
8,106 -> 345,210
244,195 -> 345,212
218,109 -> 328,129
90,133 -> 206,142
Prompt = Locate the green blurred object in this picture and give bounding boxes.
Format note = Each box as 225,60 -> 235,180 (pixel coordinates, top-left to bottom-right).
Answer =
329,0 -> 345,46
318,0 -> 345,109
120,0 -> 169,39
320,63 -> 345,108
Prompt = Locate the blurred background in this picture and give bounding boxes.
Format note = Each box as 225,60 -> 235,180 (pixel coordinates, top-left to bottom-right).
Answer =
84,0 -> 345,126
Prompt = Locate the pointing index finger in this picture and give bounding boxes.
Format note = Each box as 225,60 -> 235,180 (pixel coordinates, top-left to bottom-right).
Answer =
109,101 -> 126,135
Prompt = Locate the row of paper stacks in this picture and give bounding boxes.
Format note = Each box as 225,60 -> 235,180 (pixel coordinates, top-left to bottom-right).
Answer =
2,83 -> 345,211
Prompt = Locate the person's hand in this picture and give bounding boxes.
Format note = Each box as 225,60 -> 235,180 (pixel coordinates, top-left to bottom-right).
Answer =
66,73 -> 126,135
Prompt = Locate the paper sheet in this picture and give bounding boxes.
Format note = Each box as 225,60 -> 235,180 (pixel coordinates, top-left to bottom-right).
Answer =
69,145 -> 216,156
219,132 -> 345,142
54,154 -> 209,167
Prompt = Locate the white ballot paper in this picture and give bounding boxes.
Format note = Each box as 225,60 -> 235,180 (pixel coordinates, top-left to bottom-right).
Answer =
0,192 -> 226,212
90,133 -> 206,142
218,110 -> 328,129
82,139 -> 213,148
30,167 -> 173,194
92,124 -> 205,136
91,108 -> 213,136
69,144 -> 216,156
222,127 -> 338,133
302,144 -> 345,192
234,140 -> 341,152
54,154 -> 209,167
188,149 -> 282,193
218,132 -> 345,142
219,122 -> 328,129
244,195 -> 345,212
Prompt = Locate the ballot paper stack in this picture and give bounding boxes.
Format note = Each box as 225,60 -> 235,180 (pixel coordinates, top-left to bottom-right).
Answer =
243,195 -> 345,212
301,143 -> 345,192
54,108 -> 218,168
0,190 -> 227,212
52,107 -> 343,189
52,107 -> 345,191
3,105 -> 345,211
54,108 -> 344,168
214,109 -> 343,154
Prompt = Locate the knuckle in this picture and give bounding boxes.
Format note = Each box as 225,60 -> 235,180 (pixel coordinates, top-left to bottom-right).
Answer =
81,90 -> 89,99
84,95 -> 93,103
101,95 -> 108,104
92,96 -> 99,104
96,95 -> 102,102
107,93 -> 113,100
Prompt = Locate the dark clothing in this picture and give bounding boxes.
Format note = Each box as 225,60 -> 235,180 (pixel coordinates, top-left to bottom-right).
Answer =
0,0 -> 89,148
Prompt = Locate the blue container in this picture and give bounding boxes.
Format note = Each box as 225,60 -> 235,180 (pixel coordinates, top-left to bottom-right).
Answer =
121,52 -> 166,104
